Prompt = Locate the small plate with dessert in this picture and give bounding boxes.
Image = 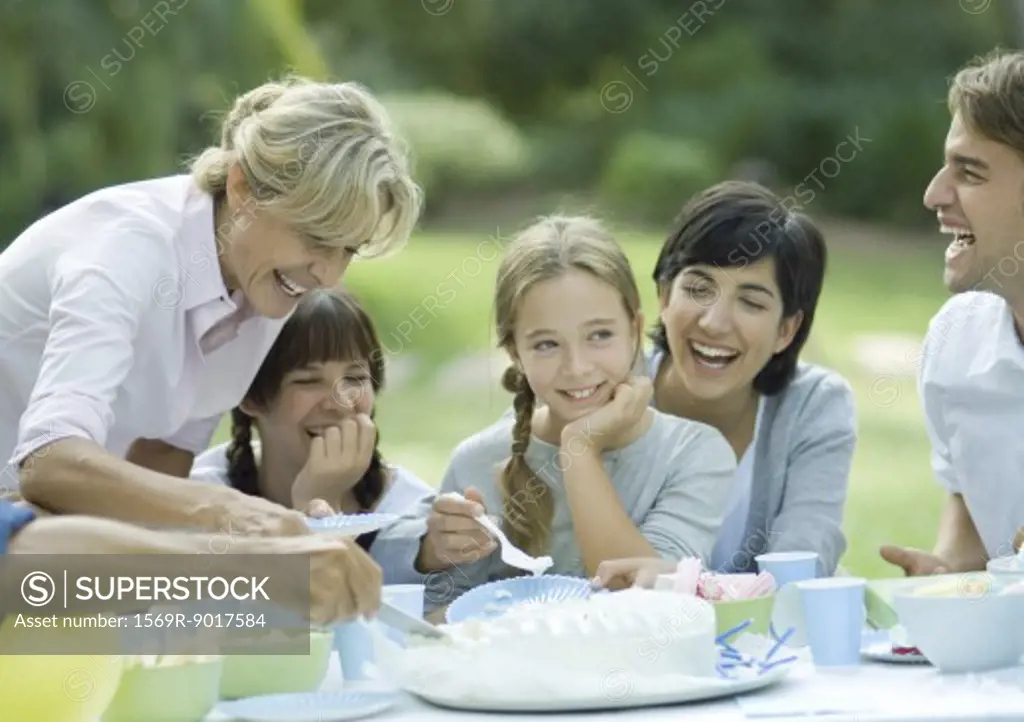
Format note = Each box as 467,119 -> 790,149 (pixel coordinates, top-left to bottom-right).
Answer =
861,626 -> 929,665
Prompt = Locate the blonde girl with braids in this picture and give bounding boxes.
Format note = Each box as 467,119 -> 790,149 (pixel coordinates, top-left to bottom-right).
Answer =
380,215 -> 738,612
191,288 -> 433,566
1,75 -> 421,546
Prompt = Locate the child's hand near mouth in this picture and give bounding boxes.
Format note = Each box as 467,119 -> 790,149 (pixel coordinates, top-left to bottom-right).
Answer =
292,414 -> 377,512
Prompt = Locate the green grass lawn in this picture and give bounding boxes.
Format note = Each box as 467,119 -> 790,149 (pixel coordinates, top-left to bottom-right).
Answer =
213,223 -> 953,580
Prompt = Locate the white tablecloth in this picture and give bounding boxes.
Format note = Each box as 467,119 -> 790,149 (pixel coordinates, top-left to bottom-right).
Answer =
206,654 -> 1024,722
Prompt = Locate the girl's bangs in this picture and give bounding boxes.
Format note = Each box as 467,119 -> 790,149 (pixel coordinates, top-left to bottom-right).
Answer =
254,290 -> 385,403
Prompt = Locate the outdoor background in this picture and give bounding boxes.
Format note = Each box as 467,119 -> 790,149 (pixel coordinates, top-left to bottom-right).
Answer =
3,0 -> 1021,579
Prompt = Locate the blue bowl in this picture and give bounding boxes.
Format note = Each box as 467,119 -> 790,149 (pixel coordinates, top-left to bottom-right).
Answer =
446,575 -> 593,624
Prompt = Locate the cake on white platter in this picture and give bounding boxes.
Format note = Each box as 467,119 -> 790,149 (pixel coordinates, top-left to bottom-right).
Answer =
376,589 -> 721,702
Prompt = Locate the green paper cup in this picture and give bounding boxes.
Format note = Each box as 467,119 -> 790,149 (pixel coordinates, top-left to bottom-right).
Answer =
712,594 -> 776,638
218,629 -> 333,700
103,658 -> 223,722
0,615 -> 125,722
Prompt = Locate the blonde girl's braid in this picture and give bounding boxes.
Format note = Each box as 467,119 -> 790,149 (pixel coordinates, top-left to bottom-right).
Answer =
498,365 -> 554,557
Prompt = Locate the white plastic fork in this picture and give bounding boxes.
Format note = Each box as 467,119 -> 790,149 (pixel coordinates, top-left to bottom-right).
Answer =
474,512 -> 553,576
441,491 -> 554,575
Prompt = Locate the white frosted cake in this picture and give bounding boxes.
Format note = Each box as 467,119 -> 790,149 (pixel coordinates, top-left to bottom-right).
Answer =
988,551 -> 1024,576
377,588 -> 722,703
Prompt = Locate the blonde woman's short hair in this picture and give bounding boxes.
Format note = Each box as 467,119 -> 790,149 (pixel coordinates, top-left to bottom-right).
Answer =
190,75 -> 423,258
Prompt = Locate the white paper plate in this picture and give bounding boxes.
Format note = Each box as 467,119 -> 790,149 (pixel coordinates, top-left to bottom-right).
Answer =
405,664 -> 792,713
213,690 -> 398,721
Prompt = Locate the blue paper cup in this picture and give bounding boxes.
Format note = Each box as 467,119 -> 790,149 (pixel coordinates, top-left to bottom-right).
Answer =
333,619 -> 375,683
381,584 -> 425,646
795,577 -> 867,667
755,551 -> 819,586
755,551 -> 819,647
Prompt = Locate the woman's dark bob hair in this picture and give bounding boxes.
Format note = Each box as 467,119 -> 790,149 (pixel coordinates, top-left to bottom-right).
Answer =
650,180 -> 827,396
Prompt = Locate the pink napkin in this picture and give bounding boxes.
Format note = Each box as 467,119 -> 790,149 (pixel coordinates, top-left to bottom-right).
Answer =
668,556 -> 703,594
698,572 -> 776,601
657,557 -> 776,600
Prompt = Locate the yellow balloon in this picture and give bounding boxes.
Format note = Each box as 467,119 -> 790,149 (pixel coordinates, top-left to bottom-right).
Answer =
0,614 -> 124,722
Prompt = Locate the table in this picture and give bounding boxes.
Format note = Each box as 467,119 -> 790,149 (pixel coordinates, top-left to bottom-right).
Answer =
205,654 -> 1024,721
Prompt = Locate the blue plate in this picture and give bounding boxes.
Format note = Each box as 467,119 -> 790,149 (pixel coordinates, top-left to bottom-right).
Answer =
305,513 -> 397,536
215,689 -> 398,721
446,574 -> 593,624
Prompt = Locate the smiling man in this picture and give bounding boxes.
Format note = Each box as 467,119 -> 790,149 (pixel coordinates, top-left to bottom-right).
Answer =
880,49 -> 1024,576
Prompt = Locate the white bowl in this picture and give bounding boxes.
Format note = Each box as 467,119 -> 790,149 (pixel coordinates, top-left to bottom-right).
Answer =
893,588 -> 1024,673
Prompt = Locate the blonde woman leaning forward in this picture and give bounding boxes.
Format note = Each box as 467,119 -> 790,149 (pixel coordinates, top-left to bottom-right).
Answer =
0,76 -> 422,543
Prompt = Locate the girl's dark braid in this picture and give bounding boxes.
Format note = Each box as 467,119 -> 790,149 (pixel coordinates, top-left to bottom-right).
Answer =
352,429 -> 387,552
352,427 -> 386,512
226,408 -> 260,498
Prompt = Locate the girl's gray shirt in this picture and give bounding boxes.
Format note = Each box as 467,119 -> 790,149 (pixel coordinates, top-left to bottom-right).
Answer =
373,409 -> 737,611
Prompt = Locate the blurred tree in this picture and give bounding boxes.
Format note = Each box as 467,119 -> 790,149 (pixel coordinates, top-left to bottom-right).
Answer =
0,0 -> 309,240
1013,0 -> 1024,45
249,0 -> 327,79
0,0 -> 1016,241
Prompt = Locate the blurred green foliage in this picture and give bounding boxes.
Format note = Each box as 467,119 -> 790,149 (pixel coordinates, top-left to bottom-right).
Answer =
599,132 -> 723,221
0,0 -> 1016,242
381,93 -> 532,219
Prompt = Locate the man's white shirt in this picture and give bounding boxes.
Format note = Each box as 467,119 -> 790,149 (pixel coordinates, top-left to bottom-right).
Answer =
918,291 -> 1024,560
